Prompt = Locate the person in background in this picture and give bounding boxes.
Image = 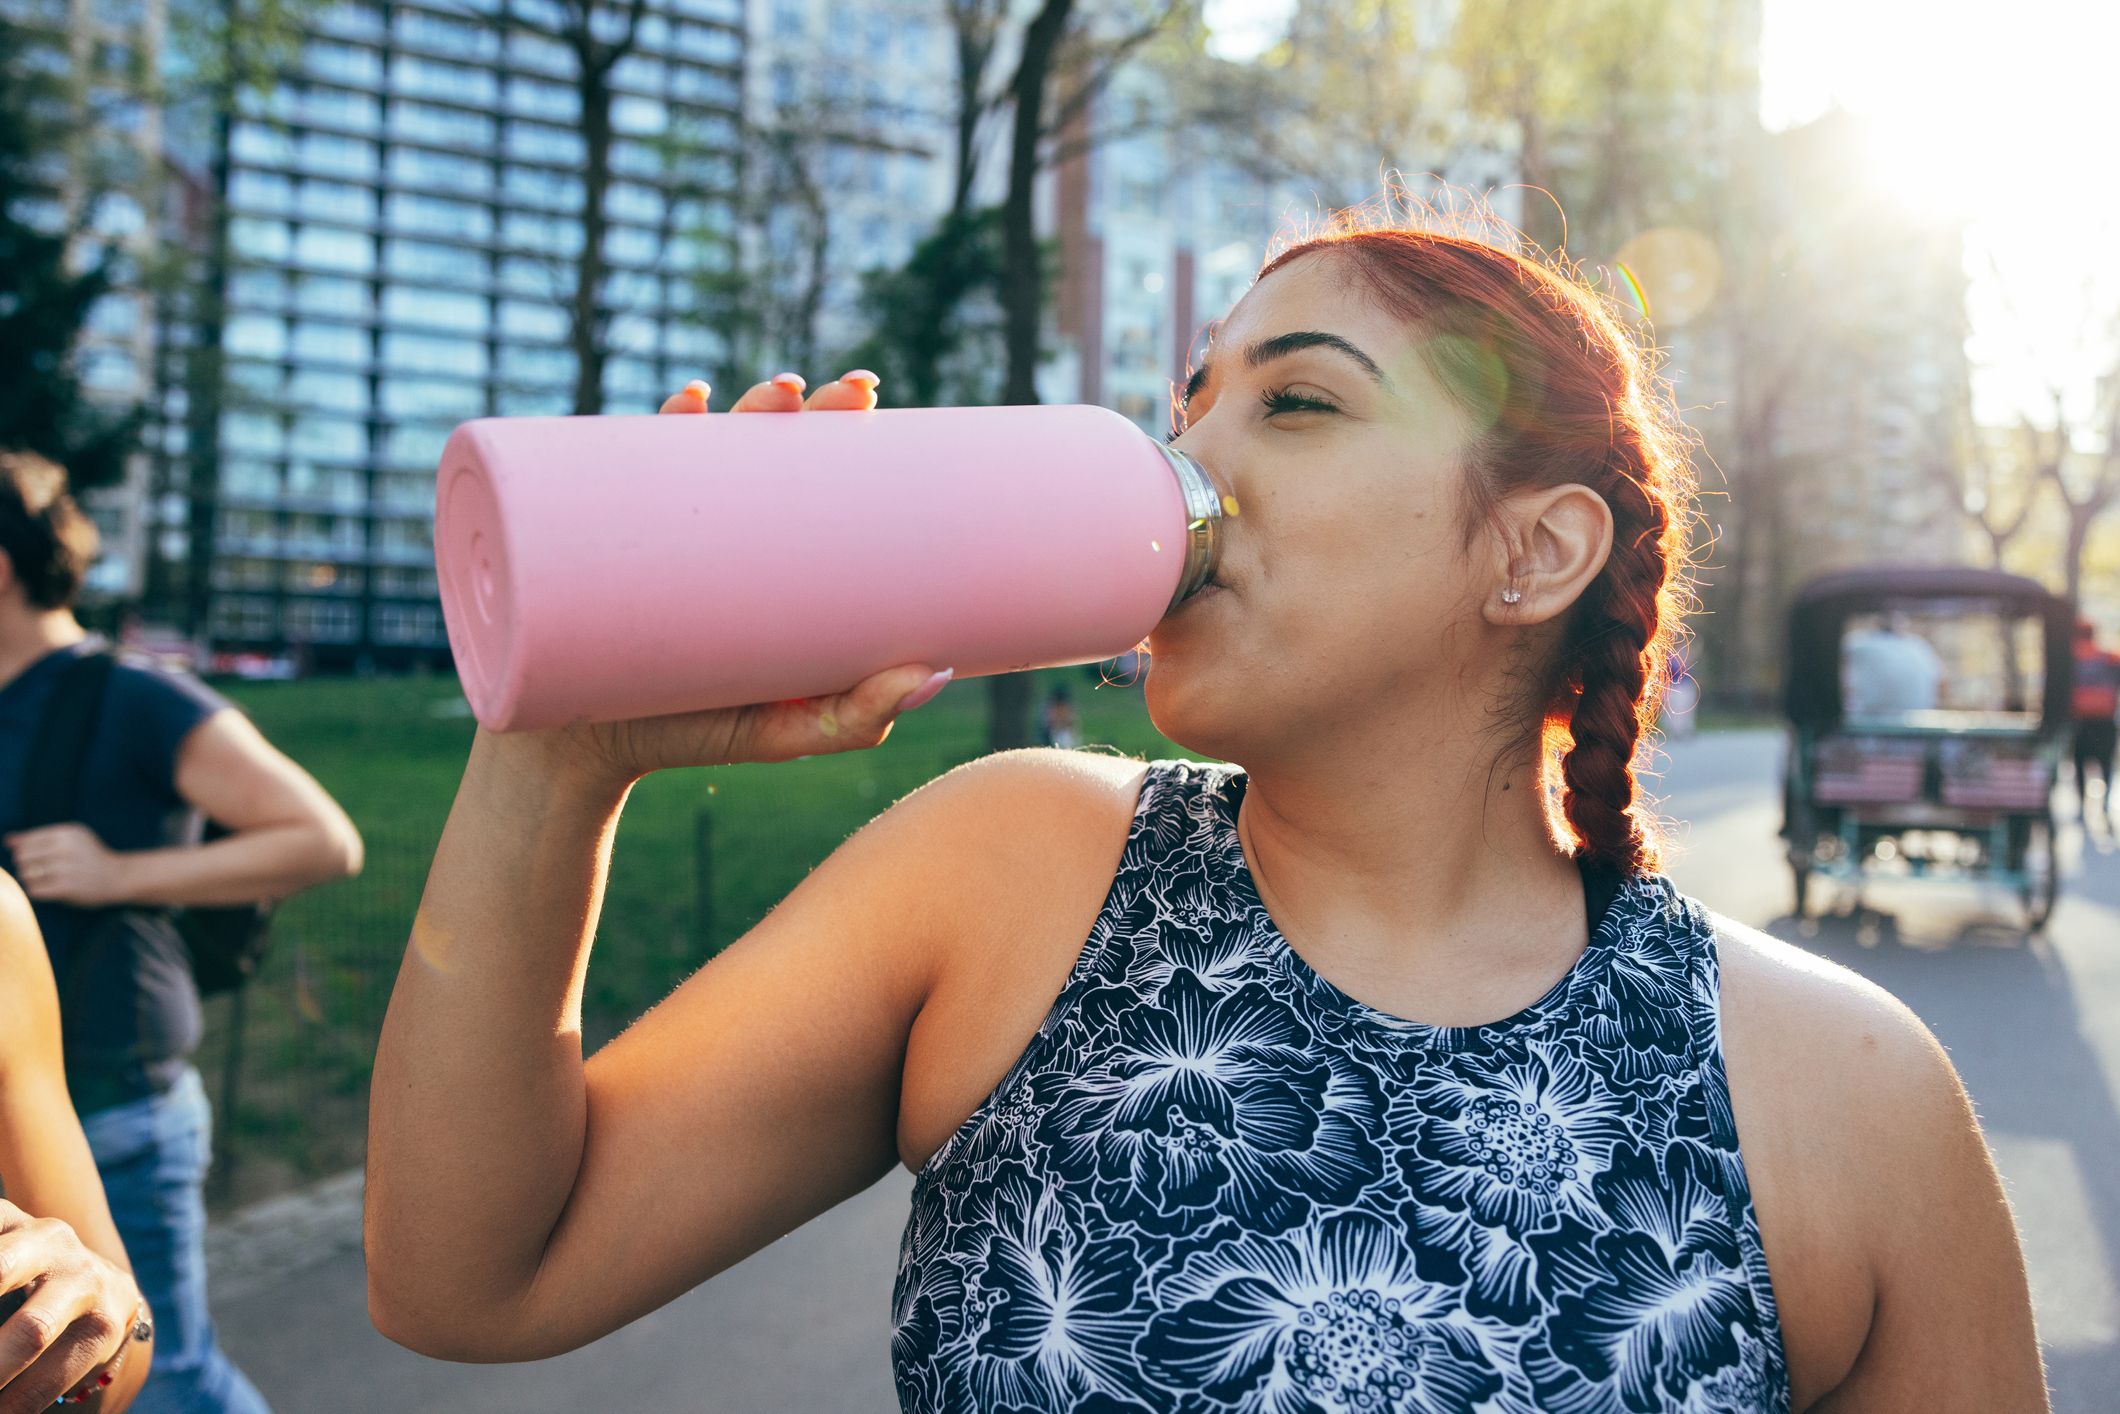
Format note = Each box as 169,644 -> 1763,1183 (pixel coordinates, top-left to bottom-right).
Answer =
1037,682 -> 1080,750
0,451 -> 364,1414
0,869 -> 154,1411
1843,613 -> 1944,719
2071,616 -> 2120,834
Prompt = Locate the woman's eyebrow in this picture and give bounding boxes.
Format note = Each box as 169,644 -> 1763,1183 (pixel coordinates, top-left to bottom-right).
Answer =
1180,330 -> 1389,408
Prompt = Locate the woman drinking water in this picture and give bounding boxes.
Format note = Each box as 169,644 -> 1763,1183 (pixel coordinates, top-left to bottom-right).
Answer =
364,213 -> 2046,1412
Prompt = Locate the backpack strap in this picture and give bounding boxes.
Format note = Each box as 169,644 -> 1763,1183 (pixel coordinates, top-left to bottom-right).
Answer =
19,649 -> 116,829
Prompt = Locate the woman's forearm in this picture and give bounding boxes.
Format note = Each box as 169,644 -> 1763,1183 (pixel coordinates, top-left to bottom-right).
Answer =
364,731 -> 631,1346
116,820 -> 360,907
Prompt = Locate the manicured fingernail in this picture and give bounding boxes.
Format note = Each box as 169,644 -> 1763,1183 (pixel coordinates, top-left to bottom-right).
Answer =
772,372 -> 805,393
840,369 -> 879,388
897,668 -> 952,712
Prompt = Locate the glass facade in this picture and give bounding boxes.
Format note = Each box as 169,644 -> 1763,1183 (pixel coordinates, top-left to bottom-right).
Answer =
200,0 -> 744,663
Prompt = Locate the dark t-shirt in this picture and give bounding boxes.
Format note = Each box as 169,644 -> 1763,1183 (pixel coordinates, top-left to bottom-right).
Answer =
0,637 -> 230,1113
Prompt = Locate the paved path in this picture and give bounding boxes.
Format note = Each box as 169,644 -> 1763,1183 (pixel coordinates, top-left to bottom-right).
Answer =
213,731 -> 2120,1409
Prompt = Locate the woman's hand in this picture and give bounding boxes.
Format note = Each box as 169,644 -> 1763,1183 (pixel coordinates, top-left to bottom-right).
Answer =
492,369 -> 953,789
0,1199 -> 144,1412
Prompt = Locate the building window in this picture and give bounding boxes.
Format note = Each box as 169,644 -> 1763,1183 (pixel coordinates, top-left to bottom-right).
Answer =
298,131 -> 378,178
389,146 -> 492,195
382,421 -> 453,470
225,313 -> 287,360
385,285 -> 487,333
503,163 -> 583,210
505,121 -> 585,166
293,226 -> 375,275
372,603 -> 444,644
286,369 -> 369,414
384,238 -> 488,286
392,101 -> 495,149
386,191 -> 494,241
292,274 -> 372,318
379,376 -> 483,420
382,331 -> 489,378
290,320 -> 369,365
289,416 -> 367,460
297,179 -> 377,226
498,300 -> 568,341
506,77 -> 579,123
304,40 -> 384,87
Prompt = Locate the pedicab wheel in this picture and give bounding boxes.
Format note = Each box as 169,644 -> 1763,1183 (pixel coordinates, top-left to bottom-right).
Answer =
2021,815 -> 2058,932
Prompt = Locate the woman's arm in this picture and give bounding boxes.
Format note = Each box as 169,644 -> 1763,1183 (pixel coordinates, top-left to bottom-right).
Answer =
365,369 -> 974,1362
1719,922 -> 2048,1412
0,876 -> 152,1411
4,708 -> 363,909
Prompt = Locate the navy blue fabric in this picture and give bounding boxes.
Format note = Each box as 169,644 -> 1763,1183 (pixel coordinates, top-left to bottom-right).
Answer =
0,638 -> 229,1110
894,758 -> 1788,1413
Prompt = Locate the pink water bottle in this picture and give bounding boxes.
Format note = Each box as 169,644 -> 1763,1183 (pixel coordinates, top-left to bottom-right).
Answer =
433,404 -> 1226,731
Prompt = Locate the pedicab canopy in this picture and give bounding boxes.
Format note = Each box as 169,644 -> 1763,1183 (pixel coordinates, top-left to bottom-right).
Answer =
1783,566 -> 2074,734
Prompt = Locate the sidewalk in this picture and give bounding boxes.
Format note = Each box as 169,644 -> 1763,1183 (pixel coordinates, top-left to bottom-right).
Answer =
209,1167 -> 910,1412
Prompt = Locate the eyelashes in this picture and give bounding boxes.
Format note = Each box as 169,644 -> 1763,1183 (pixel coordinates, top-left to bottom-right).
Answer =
1166,385 -> 1339,443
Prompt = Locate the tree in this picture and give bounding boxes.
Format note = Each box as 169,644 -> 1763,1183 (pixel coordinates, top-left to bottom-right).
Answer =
0,14 -> 142,491
471,0 -> 655,416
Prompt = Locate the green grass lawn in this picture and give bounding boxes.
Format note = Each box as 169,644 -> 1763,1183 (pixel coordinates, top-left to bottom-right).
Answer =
197,666 -> 1197,1201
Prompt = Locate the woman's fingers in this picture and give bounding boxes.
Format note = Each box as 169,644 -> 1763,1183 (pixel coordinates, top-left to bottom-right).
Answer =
657,370 -> 881,415
0,1295 -> 106,1414
726,373 -> 807,413
656,379 -> 711,415
733,663 -> 950,764
804,369 -> 880,412
0,1268 -> 95,1400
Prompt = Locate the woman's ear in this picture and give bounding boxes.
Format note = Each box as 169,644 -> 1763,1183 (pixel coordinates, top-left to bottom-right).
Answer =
1482,484 -> 1614,627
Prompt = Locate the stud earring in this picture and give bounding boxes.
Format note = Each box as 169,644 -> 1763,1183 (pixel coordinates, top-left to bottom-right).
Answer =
1501,586 -> 1523,604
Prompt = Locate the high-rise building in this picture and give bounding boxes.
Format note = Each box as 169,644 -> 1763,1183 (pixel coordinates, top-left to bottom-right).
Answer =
166,0 -> 745,668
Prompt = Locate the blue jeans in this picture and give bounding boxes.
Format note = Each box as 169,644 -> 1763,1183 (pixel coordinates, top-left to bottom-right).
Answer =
81,1067 -> 271,1414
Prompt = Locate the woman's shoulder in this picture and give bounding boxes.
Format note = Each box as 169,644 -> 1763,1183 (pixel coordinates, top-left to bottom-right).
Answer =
1706,910 -> 1956,1103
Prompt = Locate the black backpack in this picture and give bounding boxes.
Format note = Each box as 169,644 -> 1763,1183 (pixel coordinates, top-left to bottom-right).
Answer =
19,648 -> 275,996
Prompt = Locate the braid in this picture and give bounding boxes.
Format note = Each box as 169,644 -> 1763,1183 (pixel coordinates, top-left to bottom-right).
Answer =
1559,465 -> 1670,874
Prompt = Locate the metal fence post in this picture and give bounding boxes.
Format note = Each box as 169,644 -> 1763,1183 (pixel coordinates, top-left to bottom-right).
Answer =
213,985 -> 248,1199
694,805 -> 715,950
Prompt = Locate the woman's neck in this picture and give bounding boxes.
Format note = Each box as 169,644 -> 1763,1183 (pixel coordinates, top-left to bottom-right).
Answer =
1234,728 -> 1590,1026
0,606 -> 87,691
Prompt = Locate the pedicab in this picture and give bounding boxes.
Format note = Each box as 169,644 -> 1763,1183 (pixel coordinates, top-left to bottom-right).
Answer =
1780,567 -> 2073,929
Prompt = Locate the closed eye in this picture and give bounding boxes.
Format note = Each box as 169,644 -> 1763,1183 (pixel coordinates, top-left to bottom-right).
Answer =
1260,387 -> 1338,417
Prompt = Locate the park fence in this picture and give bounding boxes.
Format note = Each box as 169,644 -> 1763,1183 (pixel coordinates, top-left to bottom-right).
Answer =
194,745 -> 978,1209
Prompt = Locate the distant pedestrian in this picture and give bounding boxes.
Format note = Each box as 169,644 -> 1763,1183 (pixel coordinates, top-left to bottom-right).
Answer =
2071,616 -> 2120,830
1037,682 -> 1079,749
0,450 -> 363,1413
1663,647 -> 1700,738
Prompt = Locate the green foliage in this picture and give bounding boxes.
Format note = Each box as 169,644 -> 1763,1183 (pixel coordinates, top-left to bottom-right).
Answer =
0,16 -> 139,489
840,206 -> 1010,408
164,0 -> 318,103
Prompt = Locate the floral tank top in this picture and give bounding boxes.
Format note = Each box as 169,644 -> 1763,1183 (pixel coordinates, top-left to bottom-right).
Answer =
892,758 -> 1788,1413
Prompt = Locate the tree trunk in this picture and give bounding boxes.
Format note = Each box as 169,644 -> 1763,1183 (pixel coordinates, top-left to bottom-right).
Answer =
183,72 -> 235,650
2065,501 -> 2092,612
985,0 -> 1072,753
572,60 -> 614,415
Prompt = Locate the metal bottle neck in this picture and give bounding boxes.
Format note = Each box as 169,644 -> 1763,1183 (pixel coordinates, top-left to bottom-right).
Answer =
1152,443 -> 1224,615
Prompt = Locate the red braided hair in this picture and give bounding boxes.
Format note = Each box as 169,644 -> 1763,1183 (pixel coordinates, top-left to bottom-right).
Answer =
1254,211 -> 1694,874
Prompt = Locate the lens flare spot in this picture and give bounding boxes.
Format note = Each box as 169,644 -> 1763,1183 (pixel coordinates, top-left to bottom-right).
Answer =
410,917 -> 457,975
1221,494 -> 1241,517
1612,227 -> 1722,328
817,709 -> 840,738
1151,539 -> 1161,552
